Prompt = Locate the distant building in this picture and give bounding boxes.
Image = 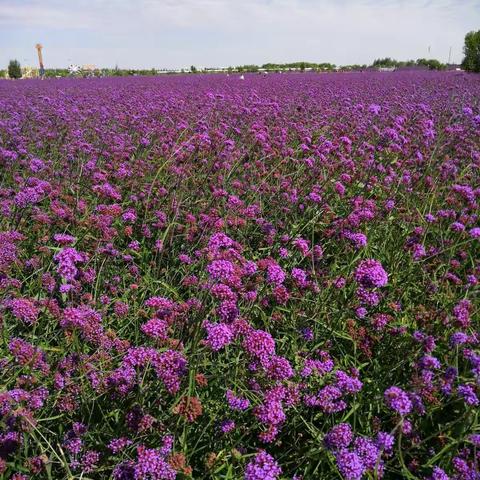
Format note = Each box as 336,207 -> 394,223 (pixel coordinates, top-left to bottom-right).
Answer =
378,67 -> 396,72
8,66 -> 40,79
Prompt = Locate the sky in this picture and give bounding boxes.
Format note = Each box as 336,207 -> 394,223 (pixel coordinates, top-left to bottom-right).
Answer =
1,0 -> 479,69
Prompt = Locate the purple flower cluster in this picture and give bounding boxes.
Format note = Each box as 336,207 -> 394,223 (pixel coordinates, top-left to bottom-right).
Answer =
384,386 -> 412,416
325,423 -> 392,480
133,445 -> 176,480
244,451 -> 282,480
5,298 -> 39,325
54,247 -> 87,282
355,259 -> 388,288
203,321 -> 234,351
1,71 -> 479,479
226,389 -> 251,411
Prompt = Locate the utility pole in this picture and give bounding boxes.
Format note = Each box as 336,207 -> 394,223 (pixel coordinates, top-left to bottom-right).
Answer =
448,46 -> 452,65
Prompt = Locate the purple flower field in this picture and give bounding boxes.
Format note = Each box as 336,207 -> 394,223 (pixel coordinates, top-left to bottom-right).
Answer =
0,71 -> 479,479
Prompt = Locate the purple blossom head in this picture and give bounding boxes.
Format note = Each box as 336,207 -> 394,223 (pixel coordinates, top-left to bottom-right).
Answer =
356,287 -> 381,306
203,321 -> 234,351
220,419 -> 236,434
53,233 -> 76,245
207,259 -> 235,282
353,437 -> 380,471
458,384 -> 479,406
453,300 -> 471,328
113,461 -> 136,480
334,449 -> 365,480
356,307 -> 367,318
141,318 -> 169,341
431,466 -> 449,480
300,327 -> 314,341
243,329 -> 275,362
134,445 -> 176,480
384,386 -> 412,416
344,231 -> 368,249
217,299 -> 239,322
243,260 -> 258,276
226,389 -> 250,411
266,263 -> 286,285
6,298 -> 39,325
468,434 -> 480,447
450,332 -> 469,347
325,423 -> 354,450
54,247 -> 87,282
208,232 -> 235,252
244,451 -> 282,480
376,432 -> 394,453
355,259 -> 388,288
291,267 -> 307,286
335,370 -> 363,395
108,437 -> 133,454
419,355 -> 441,370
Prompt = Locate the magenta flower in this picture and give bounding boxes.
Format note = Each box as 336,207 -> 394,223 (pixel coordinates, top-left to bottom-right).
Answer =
384,386 -> 412,416
244,451 -> 282,480
355,259 -> 388,288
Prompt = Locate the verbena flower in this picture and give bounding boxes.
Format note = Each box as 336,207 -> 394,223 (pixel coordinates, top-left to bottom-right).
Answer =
244,451 -> 282,480
384,386 -> 412,416
355,259 -> 388,288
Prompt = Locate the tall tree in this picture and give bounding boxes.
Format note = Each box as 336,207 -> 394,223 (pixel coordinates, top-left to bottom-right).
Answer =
8,59 -> 22,79
462,30 -> 480,72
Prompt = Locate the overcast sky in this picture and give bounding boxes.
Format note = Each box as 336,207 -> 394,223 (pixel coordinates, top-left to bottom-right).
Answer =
1,0 -> 479,69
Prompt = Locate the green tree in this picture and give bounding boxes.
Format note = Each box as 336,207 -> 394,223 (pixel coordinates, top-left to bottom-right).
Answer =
8,59 -> 22,79
372,57 -> 398,68
416,58 -> 446,70
190,65 -> 197,73
462,30 -> 480,72
113,64 -> 123,76
237,64 -> 259,73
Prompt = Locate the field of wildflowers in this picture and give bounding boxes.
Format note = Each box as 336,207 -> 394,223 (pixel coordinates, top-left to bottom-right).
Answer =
0,71 -> 479,479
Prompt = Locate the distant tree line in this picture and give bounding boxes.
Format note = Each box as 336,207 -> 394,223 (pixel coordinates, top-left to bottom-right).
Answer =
262,62 -> 337,71
3,30 -> 479,79
372,57 -> 447,70
0,65 -> 163,79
